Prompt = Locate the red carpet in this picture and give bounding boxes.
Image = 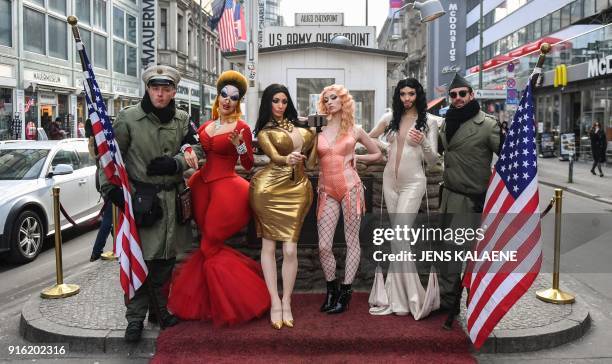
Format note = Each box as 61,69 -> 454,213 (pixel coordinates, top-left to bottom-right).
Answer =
152,293 -> 475,363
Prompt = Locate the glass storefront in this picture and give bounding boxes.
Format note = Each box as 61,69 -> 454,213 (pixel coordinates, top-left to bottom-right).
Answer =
296,78 -> 335,116
24,91 -> 38,140
0,88 -> 13,140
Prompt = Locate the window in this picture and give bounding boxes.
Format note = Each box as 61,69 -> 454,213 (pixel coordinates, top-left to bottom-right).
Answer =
51,148 -> 79,170
159,8 -> 167,49
297,78 -> 335,116
533,18 -> 542,39
29,0 -> 44,7
113,41 -> 125,74
112,7 -> 138,76
526,22 -> 535,42
76,27 -> 91,65
75,0 -> 90,25
466,23 -> 478,41
541,14 -> 551,35
48,0 -> 65,15
94,33 -> 107,68
48,16 -> 68,59
75,0 -> 108,69
351,91 -> 375,131
551,9 -> 561,32
584,0 -> 596,17
24,7 -> 45,54
127,14 -> 136,43
571,0 -> 584,22
178,14 -> 185,53
596,0 -> 609,12
113,7 -> 125,38
127,46 -> 137,77
93,0 -> 107,31
561,4 -> 571,28
0,0 -> 11,47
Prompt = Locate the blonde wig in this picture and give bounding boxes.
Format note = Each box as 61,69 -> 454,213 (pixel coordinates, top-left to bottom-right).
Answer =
317,84 -> 355,135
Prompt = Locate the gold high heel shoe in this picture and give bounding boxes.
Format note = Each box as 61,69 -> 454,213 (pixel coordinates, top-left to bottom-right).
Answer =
270,308 -> 283,330
282,305 -> 294,328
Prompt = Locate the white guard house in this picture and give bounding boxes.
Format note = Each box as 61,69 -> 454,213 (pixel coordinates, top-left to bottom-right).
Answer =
224,41 -> 407,132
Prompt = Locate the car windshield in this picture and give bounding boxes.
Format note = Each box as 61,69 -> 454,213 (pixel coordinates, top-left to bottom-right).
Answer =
0,149 -> 49,180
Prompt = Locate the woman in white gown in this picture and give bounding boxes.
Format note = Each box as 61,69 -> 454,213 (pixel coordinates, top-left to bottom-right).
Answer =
368,78 -> 441,320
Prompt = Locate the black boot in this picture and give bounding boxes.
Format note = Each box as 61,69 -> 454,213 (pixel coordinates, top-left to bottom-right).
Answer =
124,321 -> 144,342
327,284 -> 352,314
320,279 -> 339,312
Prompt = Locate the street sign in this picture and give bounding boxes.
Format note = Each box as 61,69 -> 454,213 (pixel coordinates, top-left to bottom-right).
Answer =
506,78 -> 516,88
560,133 -> 575,156
474,89 -> 506,99
507,62 -> 515,72
506,88 -> 519,104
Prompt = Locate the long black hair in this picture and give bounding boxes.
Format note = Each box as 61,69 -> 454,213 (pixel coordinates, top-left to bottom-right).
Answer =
253,84 -> 300,136
387,78 -> 428,133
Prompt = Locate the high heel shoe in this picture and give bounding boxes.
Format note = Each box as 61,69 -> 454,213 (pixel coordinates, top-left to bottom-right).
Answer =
320,279 -> 339,312
327,284 -> 352,314
270,307 -> 283,330
282,309 -> 294,328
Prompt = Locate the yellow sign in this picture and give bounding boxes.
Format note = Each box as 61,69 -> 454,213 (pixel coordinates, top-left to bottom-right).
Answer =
554,64 -> 568,87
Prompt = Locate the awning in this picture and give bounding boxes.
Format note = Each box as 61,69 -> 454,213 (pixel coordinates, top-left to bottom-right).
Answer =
427,97 -> 445,110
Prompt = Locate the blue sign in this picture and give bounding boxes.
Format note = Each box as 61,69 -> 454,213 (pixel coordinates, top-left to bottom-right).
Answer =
506,88 -> 519,104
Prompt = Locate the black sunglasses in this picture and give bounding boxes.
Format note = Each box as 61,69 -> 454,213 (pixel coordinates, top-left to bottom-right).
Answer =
220,90 -> 240,101
449,90 -> 469,99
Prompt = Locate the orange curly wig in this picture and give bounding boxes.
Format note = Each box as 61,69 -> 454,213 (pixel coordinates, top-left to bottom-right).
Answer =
212,70 -> 248,120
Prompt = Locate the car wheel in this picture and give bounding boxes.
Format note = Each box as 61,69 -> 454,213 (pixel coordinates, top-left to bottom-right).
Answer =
8,210 -> 45,264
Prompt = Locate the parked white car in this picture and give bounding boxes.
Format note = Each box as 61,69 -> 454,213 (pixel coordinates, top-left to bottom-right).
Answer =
0,139 -> 103,263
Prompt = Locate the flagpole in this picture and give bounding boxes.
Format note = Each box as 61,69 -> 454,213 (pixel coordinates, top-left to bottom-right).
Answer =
245,0 -> 259,126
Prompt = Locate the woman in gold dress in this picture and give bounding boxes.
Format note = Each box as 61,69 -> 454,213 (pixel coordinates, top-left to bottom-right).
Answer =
250,84 -> 317,329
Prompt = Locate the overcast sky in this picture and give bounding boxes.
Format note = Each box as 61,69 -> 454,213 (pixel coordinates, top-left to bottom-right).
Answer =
279,0 -> 390,35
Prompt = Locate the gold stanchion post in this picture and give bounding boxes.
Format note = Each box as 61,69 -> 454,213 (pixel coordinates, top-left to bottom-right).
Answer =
101,204 -> 118,260
41,187 -> 80,299
536,189 -> 576,304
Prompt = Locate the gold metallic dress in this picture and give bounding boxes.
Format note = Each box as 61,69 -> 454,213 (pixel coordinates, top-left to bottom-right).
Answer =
249,126 -> 317,242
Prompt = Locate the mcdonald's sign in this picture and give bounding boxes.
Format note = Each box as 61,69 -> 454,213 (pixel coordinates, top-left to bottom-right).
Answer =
554,64 -> 568,87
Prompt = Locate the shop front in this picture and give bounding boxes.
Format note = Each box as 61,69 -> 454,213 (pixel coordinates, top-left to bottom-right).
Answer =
23,68 -> 78,140
0,63 -> 16,140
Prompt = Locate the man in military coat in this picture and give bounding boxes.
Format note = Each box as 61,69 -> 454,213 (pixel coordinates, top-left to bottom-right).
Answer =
437,73 -> 501,311
101,64 -> 202,342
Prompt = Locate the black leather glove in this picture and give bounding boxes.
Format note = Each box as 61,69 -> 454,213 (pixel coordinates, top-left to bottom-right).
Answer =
147,156 -> 179,176
181,122 -> 199,145
107,187 -> 125,210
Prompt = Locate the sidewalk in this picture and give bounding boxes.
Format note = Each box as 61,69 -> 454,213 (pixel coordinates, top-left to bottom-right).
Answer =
537,157 -> 612,205
20,260 -> 590,356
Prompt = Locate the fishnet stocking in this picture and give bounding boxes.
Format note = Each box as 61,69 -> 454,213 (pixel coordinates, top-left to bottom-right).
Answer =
317,196 -> 341,282
317,185 -> 362,284
341,186 -> 362,284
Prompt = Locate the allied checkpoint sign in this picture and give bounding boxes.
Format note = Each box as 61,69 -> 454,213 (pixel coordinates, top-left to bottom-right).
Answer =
264,26 -> 376,48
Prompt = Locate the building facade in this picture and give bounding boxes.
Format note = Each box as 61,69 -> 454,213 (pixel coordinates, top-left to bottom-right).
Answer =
378,8 -> 429,106
461,0 -> 612,155
0,0 -> 221,141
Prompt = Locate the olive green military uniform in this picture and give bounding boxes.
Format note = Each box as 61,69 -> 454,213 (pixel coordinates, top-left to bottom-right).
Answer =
437,110 -> 500,308
100,103 -> 203,323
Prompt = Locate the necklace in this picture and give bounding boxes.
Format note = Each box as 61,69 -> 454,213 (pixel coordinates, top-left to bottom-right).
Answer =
274,118 -> 293,132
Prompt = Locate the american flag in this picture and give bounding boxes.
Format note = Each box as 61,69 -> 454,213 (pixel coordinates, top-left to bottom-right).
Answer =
76,40 -> 148,299
464,82 -> 541,349
217,0 -> 238,51
233,0 -> 246,41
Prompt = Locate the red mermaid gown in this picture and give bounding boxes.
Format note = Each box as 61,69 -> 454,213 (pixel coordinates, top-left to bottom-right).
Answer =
168,119 -> 271,326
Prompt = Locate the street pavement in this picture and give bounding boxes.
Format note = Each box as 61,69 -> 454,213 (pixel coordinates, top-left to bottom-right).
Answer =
9,156 -> 612,362
537,157 -> 612,205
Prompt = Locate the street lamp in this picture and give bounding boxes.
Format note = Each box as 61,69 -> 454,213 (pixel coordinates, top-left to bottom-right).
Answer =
385,0 -> 445,43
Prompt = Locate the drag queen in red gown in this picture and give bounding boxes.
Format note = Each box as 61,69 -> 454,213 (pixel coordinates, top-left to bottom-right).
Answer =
168,71 -> 270,326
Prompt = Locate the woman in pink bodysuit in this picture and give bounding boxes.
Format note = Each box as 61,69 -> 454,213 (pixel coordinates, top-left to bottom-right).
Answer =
316,85 -> 382,314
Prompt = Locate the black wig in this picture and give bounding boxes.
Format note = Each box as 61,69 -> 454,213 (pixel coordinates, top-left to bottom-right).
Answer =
253,84 -> 301,136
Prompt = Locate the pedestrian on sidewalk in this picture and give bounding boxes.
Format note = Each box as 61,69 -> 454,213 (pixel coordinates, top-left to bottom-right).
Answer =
85,118 -> 113,262
589,121 -> 607,177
